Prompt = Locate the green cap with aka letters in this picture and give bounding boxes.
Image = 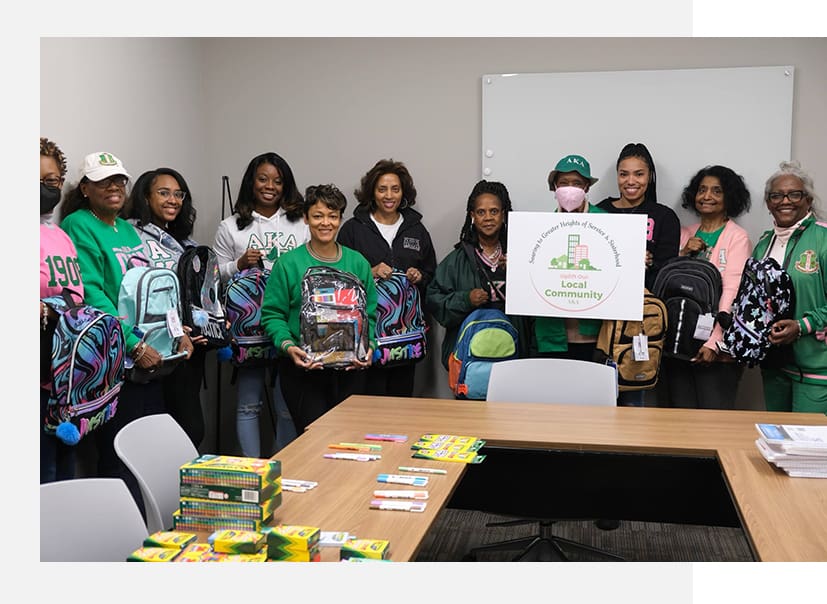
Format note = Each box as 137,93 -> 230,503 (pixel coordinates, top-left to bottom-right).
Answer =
547,154 -> 598,189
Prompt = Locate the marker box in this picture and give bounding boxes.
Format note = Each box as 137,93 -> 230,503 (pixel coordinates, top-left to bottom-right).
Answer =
127,547 -> 181,562
174,543 -> 213,562
340,538 -> 391,560
208,529 -> 266,554
263,525 -> 322,550
143,530 -> 197,550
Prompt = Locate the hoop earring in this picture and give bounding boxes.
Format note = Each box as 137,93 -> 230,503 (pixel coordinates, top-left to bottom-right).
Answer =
400,198 -> 409,210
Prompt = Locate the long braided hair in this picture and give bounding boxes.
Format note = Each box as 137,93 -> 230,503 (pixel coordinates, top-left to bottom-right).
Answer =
455,180 -> 513,251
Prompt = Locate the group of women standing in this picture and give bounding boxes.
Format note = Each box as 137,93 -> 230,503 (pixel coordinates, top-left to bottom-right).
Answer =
40,137 -> 827,494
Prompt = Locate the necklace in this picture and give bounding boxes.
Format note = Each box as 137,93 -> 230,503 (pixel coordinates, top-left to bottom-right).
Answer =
307,241 -> 341,262
90,208 -> 118,232
477,241 -> 502,272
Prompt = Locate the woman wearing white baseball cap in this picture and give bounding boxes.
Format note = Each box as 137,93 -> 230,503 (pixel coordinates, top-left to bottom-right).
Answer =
60,151 -> 193,515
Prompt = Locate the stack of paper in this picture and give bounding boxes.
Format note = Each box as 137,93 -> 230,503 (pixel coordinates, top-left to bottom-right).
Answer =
755,423 -> 827,478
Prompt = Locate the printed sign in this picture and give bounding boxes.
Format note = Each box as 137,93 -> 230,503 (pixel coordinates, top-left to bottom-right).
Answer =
506,212 -> 646,320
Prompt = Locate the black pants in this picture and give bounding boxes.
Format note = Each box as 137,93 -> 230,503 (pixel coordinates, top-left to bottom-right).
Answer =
162,346 -> 206,448
365,363 -> 417,397
662,357 -> 743,410
535,342 -> 597,363
94,379 -> 165,519
278,358 -> 367,434
40,388 -> 76,483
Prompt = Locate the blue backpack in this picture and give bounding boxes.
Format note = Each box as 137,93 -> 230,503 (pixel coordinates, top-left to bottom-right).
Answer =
448,308 -> 519,399
41,291 -> 125,444
118,265 -> 185,382
373,271 -> 428,367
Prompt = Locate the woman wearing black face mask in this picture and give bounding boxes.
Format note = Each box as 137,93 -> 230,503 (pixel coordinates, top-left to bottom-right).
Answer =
40,137 -> 84,483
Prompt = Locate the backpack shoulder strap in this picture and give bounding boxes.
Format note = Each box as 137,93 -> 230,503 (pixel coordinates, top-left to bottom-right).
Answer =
461,242 -> 496,292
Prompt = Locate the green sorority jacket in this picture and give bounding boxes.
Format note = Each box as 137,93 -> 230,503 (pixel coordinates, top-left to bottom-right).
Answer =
751,214 -> 827,382
425,244 -> 528,369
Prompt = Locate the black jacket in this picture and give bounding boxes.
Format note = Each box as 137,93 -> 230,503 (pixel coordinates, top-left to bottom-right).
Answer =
597,196 -> 681,290
337,206 -> 437,290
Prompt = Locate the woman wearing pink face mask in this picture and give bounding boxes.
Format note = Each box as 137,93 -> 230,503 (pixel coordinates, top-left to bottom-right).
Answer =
530,154 -> 606,361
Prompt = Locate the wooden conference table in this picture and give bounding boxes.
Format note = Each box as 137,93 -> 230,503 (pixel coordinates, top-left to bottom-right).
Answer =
267,395 -> 827,562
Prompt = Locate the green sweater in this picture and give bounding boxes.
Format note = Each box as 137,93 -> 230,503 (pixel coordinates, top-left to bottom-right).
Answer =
752,214 -> 827,381
261,244 -> 378,357
532,204 -> 605,353
60,209 -> 147,351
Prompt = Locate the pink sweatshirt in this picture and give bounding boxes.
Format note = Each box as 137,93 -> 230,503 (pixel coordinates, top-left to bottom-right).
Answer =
41,222 -> 84,300
680,219 -> 752,351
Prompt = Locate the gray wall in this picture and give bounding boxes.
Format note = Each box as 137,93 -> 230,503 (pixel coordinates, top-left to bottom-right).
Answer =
41,37 -> 827,454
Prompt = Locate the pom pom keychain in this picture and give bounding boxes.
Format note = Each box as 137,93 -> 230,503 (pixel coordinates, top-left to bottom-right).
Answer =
191,308 -> 209,328
55,421 -> 81,446
216,346 -> 233,363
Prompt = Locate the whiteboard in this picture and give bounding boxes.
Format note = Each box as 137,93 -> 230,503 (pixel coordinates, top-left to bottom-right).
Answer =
481,66 -> 794,244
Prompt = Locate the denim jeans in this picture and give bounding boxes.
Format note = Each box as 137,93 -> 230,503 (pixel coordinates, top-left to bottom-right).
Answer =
236,366 -> 297,457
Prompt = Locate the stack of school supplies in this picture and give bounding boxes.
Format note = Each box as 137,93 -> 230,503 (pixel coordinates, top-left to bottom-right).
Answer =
128,528 -> 273,562
339,538 -> 391,561
410,434 -> 486,464
755,423 -> 827,478
126,530 -> 198,562
262,525 -> 322,562
174,454 -> 283,533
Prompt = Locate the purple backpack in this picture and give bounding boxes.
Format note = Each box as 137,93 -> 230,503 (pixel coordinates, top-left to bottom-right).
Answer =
42,292 -> 124,444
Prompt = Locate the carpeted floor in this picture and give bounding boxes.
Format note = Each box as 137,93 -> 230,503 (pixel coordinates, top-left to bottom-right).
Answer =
415,508 -> 754,562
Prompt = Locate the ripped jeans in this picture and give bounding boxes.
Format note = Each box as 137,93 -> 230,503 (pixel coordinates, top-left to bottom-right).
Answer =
235,366 -> 297,457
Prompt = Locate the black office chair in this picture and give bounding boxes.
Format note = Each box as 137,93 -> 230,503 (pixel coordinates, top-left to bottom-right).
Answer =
465,358 -> 625,562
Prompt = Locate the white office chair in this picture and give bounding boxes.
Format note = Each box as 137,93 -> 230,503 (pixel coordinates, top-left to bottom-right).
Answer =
486,358 -> 617,405
471,358 -> 623,561
113,413 -> 199,534
40,478 -> 148,561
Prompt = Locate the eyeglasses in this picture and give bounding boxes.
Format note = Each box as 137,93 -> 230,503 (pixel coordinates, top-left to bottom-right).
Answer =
768,190 -> 806,203
155,188 -> 187,202
40,177 -> 62,188
89,175 -> 129,189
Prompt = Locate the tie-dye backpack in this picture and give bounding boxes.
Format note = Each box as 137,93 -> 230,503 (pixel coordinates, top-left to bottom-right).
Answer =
223,266 -> 277,367
372,271 -> 427,367
41,292 -> 124,445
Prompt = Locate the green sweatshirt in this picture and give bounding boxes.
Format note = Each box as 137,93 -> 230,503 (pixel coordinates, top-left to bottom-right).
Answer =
60,209 -> 147,352
261,244 -> 377,357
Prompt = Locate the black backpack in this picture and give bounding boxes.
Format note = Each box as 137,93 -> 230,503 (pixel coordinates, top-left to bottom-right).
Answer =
177,245 -> 231,349
652,256 -> 723,361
